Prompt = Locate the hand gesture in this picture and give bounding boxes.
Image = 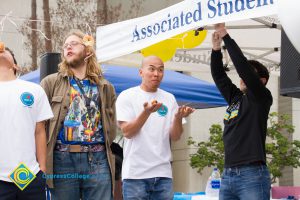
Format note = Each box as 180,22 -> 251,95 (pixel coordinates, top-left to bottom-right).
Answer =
214,23 -> 225,31
175,106 -> 195,119
143,101 -> 162,114
212,32 -> 222,50
214,23 -> 227,38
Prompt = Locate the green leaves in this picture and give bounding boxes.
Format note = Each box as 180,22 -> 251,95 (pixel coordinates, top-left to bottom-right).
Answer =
188,124 -> 224,174
188,112 -> 299,183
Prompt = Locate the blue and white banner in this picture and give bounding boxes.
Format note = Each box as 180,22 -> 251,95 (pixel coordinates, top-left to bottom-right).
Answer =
96,0 -> 278,62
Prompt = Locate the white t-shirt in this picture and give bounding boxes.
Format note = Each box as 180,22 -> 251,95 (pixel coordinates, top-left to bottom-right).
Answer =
0,79 -> 53,182
116,86 -> 183,179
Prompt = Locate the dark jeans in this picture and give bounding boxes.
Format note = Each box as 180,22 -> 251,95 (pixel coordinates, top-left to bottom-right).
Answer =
49,151 -> 112,200
219,164 -> 271,200
0,171 -> 46,200
123,177 -> 173,200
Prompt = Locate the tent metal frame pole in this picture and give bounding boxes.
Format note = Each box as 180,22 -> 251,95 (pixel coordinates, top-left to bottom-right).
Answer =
176,46 -> 279,69
204,17 -> 281,30
240,47 -> 280,51
180,46 -> 279,52
246,49 -> 278,60
251,18 -> 282,30
242,51 -> 279,65
205,24 -> 270,30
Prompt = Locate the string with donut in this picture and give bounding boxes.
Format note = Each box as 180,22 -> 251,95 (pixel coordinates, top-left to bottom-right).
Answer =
0,41 -> 5,52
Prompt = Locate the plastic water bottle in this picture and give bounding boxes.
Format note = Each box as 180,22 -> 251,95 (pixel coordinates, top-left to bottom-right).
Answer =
205,168 -> 221,197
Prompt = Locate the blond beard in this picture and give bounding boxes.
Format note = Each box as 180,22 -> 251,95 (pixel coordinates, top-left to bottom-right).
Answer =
66,52 -> 86,69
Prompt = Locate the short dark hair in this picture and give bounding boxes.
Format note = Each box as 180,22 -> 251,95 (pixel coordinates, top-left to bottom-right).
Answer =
248,60 -> 269,84
5,47 -> 17,65
5,47 -> 17,75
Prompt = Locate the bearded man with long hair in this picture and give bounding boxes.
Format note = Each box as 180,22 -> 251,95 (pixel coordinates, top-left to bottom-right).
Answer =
41,30 -> 116,200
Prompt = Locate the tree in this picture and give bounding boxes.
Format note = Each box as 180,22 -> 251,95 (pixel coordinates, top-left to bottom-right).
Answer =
30,0 -> 37,70
96,0 -> 107,25
19,0 -> 145,69
43,0 -> 52,52
187,112 -> 300,183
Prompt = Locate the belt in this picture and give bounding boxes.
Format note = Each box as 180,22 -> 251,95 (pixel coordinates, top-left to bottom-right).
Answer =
248,161 -> 266,166
55,143 -> 105,152
226,161 -> 266,168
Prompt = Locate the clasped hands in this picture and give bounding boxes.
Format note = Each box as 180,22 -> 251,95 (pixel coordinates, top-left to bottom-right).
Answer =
212,23 -> 227,50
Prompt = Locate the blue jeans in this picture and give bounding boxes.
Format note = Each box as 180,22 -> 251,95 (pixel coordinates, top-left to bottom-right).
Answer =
49,151 -> 112,200
123,177 -> 173,200
219,164 -> 271,200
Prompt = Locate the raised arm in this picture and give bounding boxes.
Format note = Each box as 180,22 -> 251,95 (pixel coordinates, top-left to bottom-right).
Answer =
118,102 -> 162,139
211,30 -> 241,104
215,23 -> 270,100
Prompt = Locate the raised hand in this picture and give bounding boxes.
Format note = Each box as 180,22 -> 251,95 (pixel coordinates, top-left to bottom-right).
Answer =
175,105 -> 195,118
212,32 -> 222,50
143,101 -> 163,114
214,23 -> 225,31
214,23 -> 227,38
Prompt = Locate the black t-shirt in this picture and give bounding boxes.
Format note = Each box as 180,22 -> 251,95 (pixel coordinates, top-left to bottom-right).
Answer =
210,34 -> 273,167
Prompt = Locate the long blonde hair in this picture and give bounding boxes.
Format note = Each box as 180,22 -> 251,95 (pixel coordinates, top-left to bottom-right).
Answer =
58,29 -> 103,85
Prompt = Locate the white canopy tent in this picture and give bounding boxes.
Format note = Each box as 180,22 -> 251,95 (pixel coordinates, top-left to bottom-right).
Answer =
101,16 -> 281,74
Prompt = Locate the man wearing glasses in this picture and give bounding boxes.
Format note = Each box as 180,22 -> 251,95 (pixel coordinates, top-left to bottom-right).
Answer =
41,30 -> 117,200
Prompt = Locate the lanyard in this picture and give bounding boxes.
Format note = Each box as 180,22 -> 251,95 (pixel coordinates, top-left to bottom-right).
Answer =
73,77 -> 92,112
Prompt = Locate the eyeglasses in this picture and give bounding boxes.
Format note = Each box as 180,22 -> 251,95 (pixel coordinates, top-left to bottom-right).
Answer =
62,41 -> 84,50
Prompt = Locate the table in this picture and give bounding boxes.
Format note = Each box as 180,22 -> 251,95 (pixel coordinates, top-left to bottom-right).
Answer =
173,194 -> 217,200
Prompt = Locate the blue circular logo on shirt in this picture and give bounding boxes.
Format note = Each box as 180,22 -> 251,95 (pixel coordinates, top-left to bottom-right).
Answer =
157,104 -> 168,116
20,92 -> 34,106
